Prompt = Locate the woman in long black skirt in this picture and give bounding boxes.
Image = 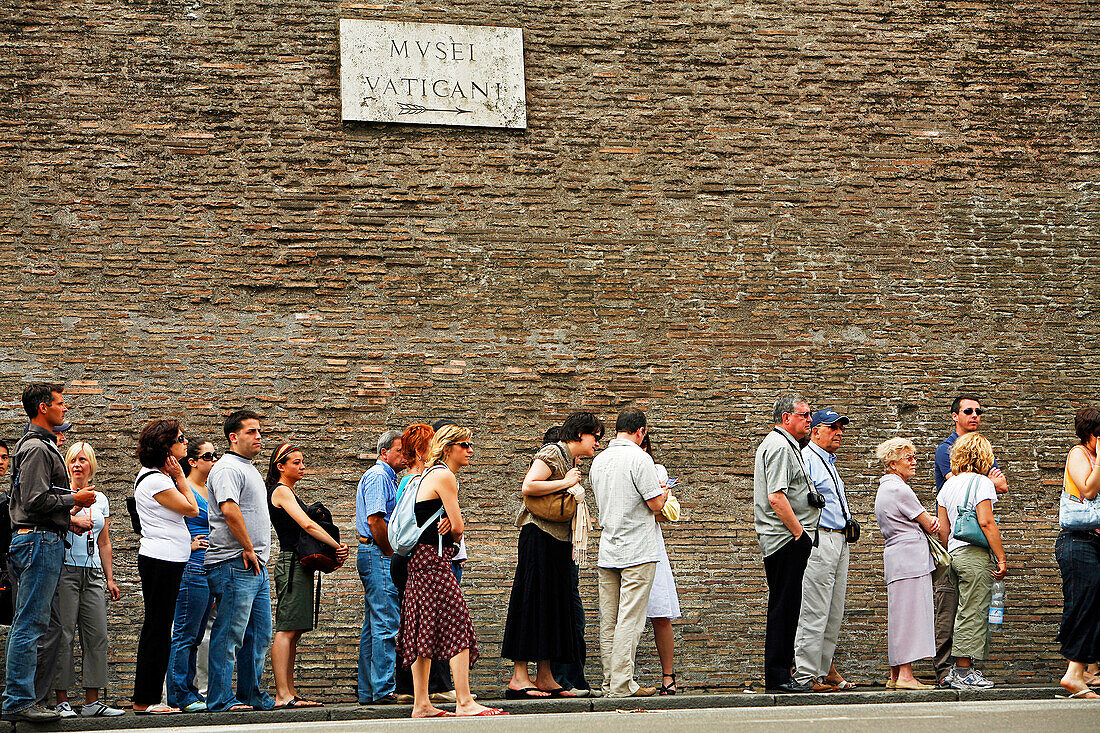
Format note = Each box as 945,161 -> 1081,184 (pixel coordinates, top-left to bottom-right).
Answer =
502,412 -> 603,698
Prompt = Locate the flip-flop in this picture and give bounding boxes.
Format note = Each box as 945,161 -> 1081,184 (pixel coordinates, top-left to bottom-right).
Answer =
504,687 -> 549,699
226,704 -> 254,712
472,708 -> 508,716
831,680 -> 857,690
428,710 -> 456,717
135,704 -> 181,715
1057,688 -> 1100,699
542,687 -> 577,698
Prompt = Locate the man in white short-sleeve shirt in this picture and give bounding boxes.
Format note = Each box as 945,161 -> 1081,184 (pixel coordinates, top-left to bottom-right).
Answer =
589,408 -> 668,698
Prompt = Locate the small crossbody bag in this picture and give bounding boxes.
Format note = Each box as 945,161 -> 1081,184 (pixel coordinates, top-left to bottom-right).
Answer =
952,476 -> 991,549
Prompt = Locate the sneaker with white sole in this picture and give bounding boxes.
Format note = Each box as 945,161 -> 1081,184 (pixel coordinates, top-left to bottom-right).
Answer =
81,700 -> 125,717
937,667 -> 958,688
55,702 -> 77,718
949,666 -> 994,690
960,667 -> 994,689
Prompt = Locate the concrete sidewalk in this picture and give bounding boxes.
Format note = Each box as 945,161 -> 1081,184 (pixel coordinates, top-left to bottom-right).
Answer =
1,685 -> 1072,732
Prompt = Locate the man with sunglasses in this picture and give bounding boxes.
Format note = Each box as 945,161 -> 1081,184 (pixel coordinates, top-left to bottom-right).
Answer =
753,394 -> 822,693
793,409 -> 854,692
931,395 -> 1008,687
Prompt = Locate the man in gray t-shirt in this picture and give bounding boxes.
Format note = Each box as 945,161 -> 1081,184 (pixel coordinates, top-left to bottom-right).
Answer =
752,394 -> 820,693
204,410 -> 274,712
589,408 -> 668,698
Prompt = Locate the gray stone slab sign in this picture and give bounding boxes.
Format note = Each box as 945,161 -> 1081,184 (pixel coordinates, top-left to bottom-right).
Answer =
339,19 -> 526,129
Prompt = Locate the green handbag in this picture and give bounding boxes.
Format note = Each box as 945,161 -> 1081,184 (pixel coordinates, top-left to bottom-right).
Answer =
952,476 -> 991,549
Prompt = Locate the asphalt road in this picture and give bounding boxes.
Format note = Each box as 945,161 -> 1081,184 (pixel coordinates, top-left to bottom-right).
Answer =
111,699 -> 1098,733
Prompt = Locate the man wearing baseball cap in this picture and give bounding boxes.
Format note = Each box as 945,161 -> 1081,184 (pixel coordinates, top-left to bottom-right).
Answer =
793,408 -> 855,691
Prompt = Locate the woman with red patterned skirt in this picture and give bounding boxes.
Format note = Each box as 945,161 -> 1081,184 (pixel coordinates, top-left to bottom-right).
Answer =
398,424 -> 506,718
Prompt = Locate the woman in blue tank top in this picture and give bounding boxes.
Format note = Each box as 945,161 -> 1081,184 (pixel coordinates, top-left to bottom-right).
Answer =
166,439 -> 217,712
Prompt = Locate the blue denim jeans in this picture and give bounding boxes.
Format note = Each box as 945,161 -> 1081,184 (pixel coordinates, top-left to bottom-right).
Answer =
206,558 -> 274,712
167,564 -> 215,707
3,530 -> 64,713
357,543 -> 400,703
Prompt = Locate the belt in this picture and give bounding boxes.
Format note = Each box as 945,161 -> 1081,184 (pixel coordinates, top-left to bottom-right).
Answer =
820,527 -> 845,533
15,527 -> 62,537
358,535 -> 375,545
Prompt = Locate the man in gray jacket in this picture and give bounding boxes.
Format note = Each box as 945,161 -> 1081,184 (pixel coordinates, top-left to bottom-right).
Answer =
3,384 -> 95,723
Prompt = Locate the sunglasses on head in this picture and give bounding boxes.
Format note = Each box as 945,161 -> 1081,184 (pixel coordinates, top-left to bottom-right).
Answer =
961,408 -> 983,416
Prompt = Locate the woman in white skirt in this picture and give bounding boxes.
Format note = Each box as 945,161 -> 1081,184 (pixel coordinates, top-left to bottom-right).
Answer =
873,438 -> 940,691
642,435 -> 681,695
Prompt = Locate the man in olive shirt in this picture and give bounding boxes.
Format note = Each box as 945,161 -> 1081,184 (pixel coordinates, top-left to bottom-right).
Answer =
3,384 -> 95,723
753,394 -> 821,693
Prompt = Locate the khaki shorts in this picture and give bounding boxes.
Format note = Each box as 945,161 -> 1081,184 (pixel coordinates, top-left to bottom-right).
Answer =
273,550 -> 315,632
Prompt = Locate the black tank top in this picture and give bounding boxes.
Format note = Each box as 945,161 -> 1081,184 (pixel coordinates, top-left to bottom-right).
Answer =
268,483 -> 309,551
415,497 -> 454,548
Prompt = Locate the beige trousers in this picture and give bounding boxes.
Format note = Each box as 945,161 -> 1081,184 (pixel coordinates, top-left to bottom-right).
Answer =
598,562 -> 657,697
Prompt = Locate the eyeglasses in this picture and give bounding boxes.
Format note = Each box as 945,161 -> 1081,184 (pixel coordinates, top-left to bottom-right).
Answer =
175,435 -> 188,444
961,408 -> 983,416
457,441 -> 473,449
902,455 -> 918,463
197,452 -> 217,462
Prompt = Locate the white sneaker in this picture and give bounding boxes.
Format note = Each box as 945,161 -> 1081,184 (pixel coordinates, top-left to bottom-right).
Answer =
81,700 -> 126,717
962,667 -> 995,689
55,702 -> 77,718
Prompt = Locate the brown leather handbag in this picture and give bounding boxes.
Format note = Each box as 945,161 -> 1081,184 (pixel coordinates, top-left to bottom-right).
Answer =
523,444 -> 577,522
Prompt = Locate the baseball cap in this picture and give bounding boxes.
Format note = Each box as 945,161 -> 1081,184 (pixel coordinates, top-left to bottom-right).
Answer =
810,409 -> 850,429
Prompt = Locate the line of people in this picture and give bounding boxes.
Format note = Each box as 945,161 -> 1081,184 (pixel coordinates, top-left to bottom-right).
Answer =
2,383 -> 1097,722
754,393 -> 1100,699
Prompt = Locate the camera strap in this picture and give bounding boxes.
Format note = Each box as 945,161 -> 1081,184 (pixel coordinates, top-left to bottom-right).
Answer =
809,448 -> 851,521
771,428 -> 814,498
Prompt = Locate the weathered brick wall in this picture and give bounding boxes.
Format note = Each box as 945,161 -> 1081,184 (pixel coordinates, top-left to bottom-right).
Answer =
1,0 -> 1098,702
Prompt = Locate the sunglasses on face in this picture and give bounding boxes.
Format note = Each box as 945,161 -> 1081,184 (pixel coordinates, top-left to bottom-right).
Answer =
456,441 -> 473,449
175,435 -> 188,444
197,452 -> 217,462
790,411 -> 813,420
961,408 -> 983,416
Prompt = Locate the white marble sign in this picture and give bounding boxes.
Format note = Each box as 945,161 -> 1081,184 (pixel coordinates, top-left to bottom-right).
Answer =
340,19 -> 526,129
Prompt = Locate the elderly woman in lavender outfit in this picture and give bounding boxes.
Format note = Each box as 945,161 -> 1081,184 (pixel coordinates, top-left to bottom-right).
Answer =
874,438 -> 940,691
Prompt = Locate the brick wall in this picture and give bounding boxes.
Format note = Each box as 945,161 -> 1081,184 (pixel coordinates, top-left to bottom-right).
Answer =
1,0 -> 1098,700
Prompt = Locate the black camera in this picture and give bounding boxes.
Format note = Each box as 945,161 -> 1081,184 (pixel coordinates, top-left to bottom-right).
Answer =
807,488 -> 827,509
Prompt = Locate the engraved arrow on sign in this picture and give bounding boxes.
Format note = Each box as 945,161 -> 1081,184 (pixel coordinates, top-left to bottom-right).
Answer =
397,103 -> 472,115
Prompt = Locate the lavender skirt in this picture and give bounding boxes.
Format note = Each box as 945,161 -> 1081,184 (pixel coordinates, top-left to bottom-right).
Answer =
887,573 -> 935,667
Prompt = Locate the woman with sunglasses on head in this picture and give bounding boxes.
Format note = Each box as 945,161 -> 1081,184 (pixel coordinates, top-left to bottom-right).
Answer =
503,412 -> 603,699
267,443 -> 349,709
132,420 -> 199,714
50,442 -> 124,718
166,439 -> 218,712
399,426 -> 505,718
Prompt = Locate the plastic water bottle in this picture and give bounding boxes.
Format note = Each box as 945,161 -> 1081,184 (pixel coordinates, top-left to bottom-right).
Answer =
988,579 -> 1005,632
